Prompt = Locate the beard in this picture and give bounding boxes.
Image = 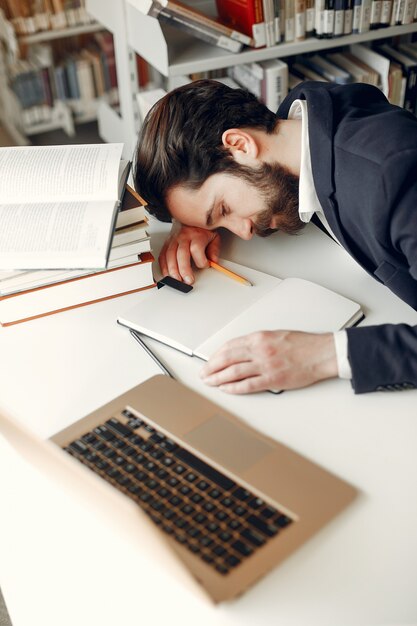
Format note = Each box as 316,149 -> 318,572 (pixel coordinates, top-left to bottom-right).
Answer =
228,161 -> 304,238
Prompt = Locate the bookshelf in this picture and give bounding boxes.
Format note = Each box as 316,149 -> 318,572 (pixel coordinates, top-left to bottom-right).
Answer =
87,0 -> 417,155
0,9 -> 117,145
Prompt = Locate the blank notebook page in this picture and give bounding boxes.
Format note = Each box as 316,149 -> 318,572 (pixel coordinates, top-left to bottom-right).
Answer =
117,260 -> 280,355
195,277 -> 362,360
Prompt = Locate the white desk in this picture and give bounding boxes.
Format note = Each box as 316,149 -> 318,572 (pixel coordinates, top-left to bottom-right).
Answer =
1,219 -> 416,626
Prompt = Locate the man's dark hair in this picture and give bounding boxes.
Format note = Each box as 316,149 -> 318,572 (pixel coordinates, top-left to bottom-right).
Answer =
133,79 -> 278,222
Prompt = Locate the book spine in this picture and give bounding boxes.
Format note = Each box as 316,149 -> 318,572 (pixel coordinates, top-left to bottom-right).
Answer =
334,0 -> 345,34
215,0 -> 265,46
306,0 -> 316,35
261,61 -> 289,111
401,0 -> 416,22
295,0 -> 307,40
390,0 -> 398,21
352,0 -> 362,32
262,0 -> 275,45
166,0 -> 252,45
380,0 -> 393,23
285,0 -> 295,40
343,0 -> 354,32
314,0 -> 326,36
370,0 -> 383,25
273,0 -> 281,42
323,0 -> 335,36
359,0 -> 372,31
394,0 -> 405,21
158,7 -> 243,53
228,62 -> 263,97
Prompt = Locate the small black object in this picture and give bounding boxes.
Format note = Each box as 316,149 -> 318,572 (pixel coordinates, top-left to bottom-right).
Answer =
157,275 -> 193,293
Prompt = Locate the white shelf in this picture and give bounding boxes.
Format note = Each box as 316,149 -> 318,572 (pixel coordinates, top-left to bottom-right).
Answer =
18,21 -> 103,44
125,4 -> 417,77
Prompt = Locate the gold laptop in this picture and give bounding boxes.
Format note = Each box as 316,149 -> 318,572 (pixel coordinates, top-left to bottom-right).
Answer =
0,375 -> 356,603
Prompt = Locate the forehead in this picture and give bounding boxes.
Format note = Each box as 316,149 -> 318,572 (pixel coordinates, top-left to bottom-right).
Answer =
166,174 -> 228,226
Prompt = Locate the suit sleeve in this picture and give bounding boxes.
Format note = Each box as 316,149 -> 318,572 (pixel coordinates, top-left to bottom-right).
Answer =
346,324 -> 417,393
346,152 -> 417,394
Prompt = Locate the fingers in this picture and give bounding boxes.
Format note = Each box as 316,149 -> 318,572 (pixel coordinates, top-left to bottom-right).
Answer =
201,359 -> 266,394
199,331 -> 339,395
158,225 -> 221,285
206,235 -> 221,263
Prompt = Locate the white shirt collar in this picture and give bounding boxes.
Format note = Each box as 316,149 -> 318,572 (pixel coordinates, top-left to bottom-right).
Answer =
287,99 -> 322,223
288,99 -> 340,245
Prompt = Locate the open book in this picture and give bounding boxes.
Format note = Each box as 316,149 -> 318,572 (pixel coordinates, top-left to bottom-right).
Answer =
117,259 -> 363,360
0,143 -> 129,270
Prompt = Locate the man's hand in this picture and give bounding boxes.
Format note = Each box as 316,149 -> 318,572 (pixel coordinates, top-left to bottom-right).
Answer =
159,222 -> 221,284
200,330 -> 338,393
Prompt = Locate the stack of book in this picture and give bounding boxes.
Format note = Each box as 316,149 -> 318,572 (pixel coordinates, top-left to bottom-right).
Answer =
0,143 -> 155,326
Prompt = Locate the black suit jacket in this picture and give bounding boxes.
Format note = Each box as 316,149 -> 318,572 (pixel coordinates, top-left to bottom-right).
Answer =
278,81 -> 417,393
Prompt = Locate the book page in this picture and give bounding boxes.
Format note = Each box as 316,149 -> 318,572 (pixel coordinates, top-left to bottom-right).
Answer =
0,200 -> 117,269
0,143 -> 123,203
196,277 -> 362,360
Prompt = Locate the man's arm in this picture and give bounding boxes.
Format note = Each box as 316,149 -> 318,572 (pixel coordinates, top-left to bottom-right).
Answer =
347,324 -> 417,393
158,221 -> 221,284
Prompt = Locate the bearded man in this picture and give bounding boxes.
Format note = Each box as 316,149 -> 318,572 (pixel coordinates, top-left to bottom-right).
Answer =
134,79 -> 417,395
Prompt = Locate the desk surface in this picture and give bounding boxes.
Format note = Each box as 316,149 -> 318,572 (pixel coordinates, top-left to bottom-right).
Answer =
1,220 -> 416,626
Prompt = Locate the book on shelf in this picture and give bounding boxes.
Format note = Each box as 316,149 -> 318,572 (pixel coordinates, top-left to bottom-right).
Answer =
0,143 -> 129,270
305,0 -> 315,34
215,0 -> 267,48
117,259 -> 363,365
300,54 -> 353,83
314,0 -> 326,36
344,0 -> 354,34
262,0 -> 276,45
380,0 -> 393,25
273,0 -> 281,41
284,0 -> 295,40
333,0 -> 345,36
3,0 -> 93,34
369,0 -> 383,28
259,58 -> 289,111
290,61 -> 330,82
295,0 -> 306,40
349,43 -> 390,95
134,0 -> 253,53
227,59 -> 288,111
376,43 -> 417,113
387,59 -> 405,106
0,251 -> 156,326
323,0 -> 335,38
401,0 -> 417,22
352,0 -> 362,32
358,0 -> 372,31
326,51 -> 380,85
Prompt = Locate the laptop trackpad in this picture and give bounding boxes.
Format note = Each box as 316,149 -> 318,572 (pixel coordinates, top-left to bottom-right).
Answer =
184,414 -> 274,474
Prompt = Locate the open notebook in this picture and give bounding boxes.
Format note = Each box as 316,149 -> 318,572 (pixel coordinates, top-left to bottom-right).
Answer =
117,260 -> 364,360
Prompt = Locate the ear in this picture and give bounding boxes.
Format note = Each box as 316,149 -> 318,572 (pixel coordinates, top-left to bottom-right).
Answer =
221,128 -> 260,165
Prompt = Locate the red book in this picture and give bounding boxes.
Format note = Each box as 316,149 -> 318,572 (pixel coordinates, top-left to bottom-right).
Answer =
215,0 -> 266,47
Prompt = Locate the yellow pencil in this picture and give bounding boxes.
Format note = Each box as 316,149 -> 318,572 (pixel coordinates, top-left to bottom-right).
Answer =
208,260 -> 253,286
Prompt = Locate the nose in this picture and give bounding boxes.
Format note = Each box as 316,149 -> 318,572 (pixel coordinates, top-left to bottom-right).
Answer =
228,217 -> 253,240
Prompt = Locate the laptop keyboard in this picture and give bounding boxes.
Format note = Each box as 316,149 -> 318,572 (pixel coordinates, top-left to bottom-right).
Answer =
63,409 -> 293,576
